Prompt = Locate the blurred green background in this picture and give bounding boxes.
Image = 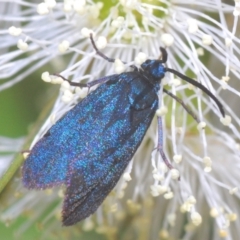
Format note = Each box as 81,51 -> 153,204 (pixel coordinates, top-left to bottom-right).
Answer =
0,70 -> 53,138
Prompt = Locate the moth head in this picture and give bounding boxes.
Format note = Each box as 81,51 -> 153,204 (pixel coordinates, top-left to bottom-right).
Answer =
141,59 -> 166,80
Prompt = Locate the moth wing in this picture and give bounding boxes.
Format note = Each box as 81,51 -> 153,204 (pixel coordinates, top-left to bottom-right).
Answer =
22,75 -> 118,188
62,72 -> 158,225
62,158 -> 128,226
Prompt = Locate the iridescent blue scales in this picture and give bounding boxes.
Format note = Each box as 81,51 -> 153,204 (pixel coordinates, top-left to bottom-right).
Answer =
23,70 -> 162,225
22,36 -> 225,226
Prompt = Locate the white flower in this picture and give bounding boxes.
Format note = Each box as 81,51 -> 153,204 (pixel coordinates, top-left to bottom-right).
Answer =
0,1 -> 240,239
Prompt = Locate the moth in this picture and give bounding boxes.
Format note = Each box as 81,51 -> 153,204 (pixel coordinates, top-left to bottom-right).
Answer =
23,34 -> 225,226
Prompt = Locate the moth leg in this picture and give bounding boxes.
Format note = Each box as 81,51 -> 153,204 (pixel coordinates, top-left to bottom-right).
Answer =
53,73 -> 87,87
90,33 -> 115,63
87,76 -> 117,87
53,73 -> 113,89
89,33 -> 137,71
157,116 -> 174,170
163,88 -> 200,123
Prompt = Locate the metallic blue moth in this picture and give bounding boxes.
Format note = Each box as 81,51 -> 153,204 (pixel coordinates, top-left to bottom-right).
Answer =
22,34 -> 225,226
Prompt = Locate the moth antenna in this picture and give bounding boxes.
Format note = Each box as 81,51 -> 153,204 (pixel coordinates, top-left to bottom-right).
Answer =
165,68 -> 225,117
163,88 -> 200,123
159,47 -> 168,63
